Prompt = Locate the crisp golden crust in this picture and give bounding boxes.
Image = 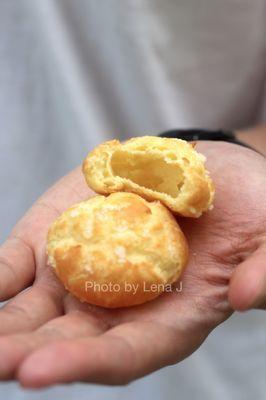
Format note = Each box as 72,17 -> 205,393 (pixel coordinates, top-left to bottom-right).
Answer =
46,192 -> 188,308
82,136 -> 214,218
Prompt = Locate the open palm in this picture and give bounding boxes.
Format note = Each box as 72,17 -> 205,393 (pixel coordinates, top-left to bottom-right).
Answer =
0,141 -> 265,388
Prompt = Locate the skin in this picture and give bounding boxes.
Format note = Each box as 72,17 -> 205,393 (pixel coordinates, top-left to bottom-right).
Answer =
0,140 -> 265,388
236,125 -> 266,155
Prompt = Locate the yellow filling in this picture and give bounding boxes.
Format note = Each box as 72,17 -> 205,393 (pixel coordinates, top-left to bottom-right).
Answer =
110,150 -> 184,198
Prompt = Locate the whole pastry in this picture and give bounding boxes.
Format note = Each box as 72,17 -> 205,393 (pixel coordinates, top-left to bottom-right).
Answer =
82,136 -> 214,217
46,192 -> 188,308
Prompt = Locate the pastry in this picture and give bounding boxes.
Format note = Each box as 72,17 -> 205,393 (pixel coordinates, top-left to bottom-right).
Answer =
46,192 -> 188,308
82,136 -> 214,218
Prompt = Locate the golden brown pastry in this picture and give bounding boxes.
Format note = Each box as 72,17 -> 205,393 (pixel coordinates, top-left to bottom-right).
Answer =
82,136 -> 214,218
46,192 -> 188,308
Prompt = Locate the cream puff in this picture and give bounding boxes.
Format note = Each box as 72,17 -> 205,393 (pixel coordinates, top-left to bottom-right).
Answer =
82,136 -> 214,218
46,192 -> 188,308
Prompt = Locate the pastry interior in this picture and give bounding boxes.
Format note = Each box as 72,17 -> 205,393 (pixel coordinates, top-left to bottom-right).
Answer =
110,149 -> 186,199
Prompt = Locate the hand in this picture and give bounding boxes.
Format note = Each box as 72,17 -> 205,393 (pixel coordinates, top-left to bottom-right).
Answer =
0,141 -> 265,388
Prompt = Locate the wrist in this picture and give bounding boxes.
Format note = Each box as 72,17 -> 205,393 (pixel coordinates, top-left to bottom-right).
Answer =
236,126 -> 266,156
158,128 -> 262,155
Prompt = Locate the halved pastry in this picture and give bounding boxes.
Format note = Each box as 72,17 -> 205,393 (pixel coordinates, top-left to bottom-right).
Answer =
82,136 -> 214,217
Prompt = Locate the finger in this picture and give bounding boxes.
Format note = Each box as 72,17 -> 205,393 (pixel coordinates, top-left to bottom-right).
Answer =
0,236 -> 35,301
0,284 -> 64,335
17,320 -> 205,388
0,311 -> 107,380
228,244 -> 266,311
0,166 -> 93,300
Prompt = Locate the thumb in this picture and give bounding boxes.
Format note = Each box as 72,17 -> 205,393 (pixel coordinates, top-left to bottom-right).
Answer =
228,243 -> 266,311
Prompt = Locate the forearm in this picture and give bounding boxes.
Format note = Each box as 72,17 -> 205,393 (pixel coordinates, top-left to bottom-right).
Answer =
236,125 -> 266,155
